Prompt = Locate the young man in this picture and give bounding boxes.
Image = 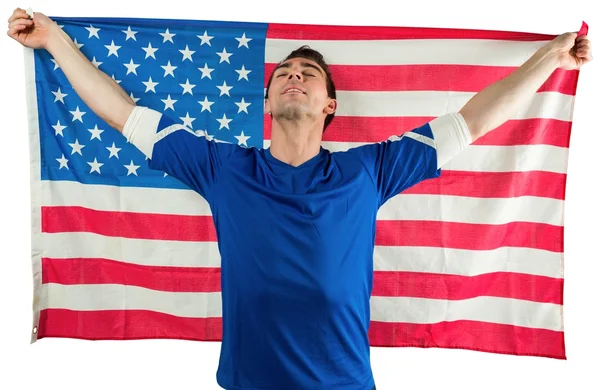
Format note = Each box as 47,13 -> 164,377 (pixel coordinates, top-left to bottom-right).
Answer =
7,7 -> 592,390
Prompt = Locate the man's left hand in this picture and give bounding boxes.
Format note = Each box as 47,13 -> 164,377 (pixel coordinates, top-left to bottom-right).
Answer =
550,31 -> 592,70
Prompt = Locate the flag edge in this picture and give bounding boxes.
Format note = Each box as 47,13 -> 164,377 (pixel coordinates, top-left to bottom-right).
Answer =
24,46 -> 43,344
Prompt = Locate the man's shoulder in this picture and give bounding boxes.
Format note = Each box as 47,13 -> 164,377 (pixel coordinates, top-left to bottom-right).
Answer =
327,145 -> 375,172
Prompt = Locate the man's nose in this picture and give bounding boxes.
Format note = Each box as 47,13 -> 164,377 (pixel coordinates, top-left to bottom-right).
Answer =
288,72 -> 302,80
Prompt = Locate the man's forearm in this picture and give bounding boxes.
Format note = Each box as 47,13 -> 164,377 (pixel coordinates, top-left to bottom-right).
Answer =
459,43 -> 560,141
45,25 -> 135,132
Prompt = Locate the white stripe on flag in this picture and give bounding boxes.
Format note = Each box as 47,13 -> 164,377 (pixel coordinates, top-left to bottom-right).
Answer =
380,194 -> 564,225
374,245 -> 563,279
265,38 -> 549,66
260,90 -> 573,120
39,283 -> 561,331
329,91 -> 573,120
41,283 -> 223,318
42,181 -> 210,216
42,232 -> 222,267
370,295 -> 562,331
41,232 -> 562,278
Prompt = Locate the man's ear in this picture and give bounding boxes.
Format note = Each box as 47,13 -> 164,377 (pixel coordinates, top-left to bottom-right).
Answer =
264,99 -> 271,115
324,98 -> 337,115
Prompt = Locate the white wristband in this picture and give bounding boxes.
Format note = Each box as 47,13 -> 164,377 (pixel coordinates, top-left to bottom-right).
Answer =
122,106 -> 162,159
429,113 -> 472,169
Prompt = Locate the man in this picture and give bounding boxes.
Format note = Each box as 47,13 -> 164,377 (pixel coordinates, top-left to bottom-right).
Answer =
7,7 -> 592,390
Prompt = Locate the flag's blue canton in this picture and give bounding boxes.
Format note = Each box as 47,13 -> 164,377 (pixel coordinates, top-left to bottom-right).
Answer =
35,16 -> 268,189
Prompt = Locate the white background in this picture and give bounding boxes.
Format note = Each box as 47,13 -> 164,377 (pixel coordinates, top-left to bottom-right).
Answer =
0,0 -> 598,389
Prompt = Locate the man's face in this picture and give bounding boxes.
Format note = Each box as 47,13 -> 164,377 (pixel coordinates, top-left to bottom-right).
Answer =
265,57 -> 336,125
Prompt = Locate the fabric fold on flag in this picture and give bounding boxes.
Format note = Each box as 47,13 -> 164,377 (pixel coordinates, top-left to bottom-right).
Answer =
25,15 -> 583,360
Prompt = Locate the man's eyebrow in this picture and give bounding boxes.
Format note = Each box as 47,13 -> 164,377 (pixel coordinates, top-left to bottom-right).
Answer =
274,61 -> 324,75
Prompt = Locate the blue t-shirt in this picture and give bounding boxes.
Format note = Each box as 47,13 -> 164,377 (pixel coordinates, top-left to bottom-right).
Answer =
148,114 -> 441,390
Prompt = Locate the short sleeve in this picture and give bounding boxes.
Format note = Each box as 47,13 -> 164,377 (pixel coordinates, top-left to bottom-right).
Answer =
349,112 -> 471,207
122,105 -> 238,202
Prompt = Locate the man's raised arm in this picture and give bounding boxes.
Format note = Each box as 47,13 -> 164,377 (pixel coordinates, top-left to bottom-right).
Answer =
459,28 -> 592,141
8,8 -> 135,132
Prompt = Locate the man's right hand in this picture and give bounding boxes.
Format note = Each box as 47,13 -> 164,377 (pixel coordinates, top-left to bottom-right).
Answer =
7,8 -> 56,50
7,7 -> 136,133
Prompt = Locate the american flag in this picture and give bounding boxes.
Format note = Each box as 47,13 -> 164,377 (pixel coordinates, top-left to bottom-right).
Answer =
26,15 -> 584,360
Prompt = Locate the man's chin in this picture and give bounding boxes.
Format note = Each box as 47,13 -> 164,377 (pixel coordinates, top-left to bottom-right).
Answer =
274,106 -> 305,122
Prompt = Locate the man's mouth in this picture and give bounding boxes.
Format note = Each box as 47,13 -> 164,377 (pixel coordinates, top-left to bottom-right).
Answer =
283,87 -> 305,94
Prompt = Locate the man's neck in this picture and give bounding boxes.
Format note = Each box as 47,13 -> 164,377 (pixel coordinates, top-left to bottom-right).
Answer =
269,120 -> 323,167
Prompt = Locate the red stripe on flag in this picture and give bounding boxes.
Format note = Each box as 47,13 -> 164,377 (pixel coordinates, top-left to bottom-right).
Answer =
368,320 -> 565,359
373,271 -> 563,304
404,170 -> 567,200
36,309 -> 565,359
375,220 -> 563,252
40,257 -> 562,304
264,117 -> 572,147
41,257 -> 221,292
41,206 -> 217,241
42,207 -> 562,252
266,23 -> 557,41
37,309 -> 223,341
264,64 -> 578,95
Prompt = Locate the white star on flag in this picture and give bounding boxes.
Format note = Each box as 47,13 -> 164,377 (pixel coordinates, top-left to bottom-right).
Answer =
217,48 -> 232,63
161,61 -> 177,77
199,96 -> 215,112
124,160 -> 141,176
52,120 -> 66,137
88,124 -> 104,140
161,94 -> 177,111
160,28 -> 176,43
180,45 -> 195,61
143,77 -> 159,93
105,40 -> 121,57
124,59 -> 140,75
217,114 -> 232,130
235,32 -> 252,48
70,107 -> 86,123
122,26 -> 138,41
85,25 -> 100,39
69,139 -> 85,156
180,79 -> 195,95
198,63 -> 214,79
52,88 -> 68,103
235,98 -> 251,113
235,130 -> 251,146
88,158 -> 103,174
198,31 -> 213,46
142,43 -> 158,59
217,81 -> 233,96
180,113 -> 196,128
235,65 -> 251,81
106,142 -> 122,159
56,154 -> 69,169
